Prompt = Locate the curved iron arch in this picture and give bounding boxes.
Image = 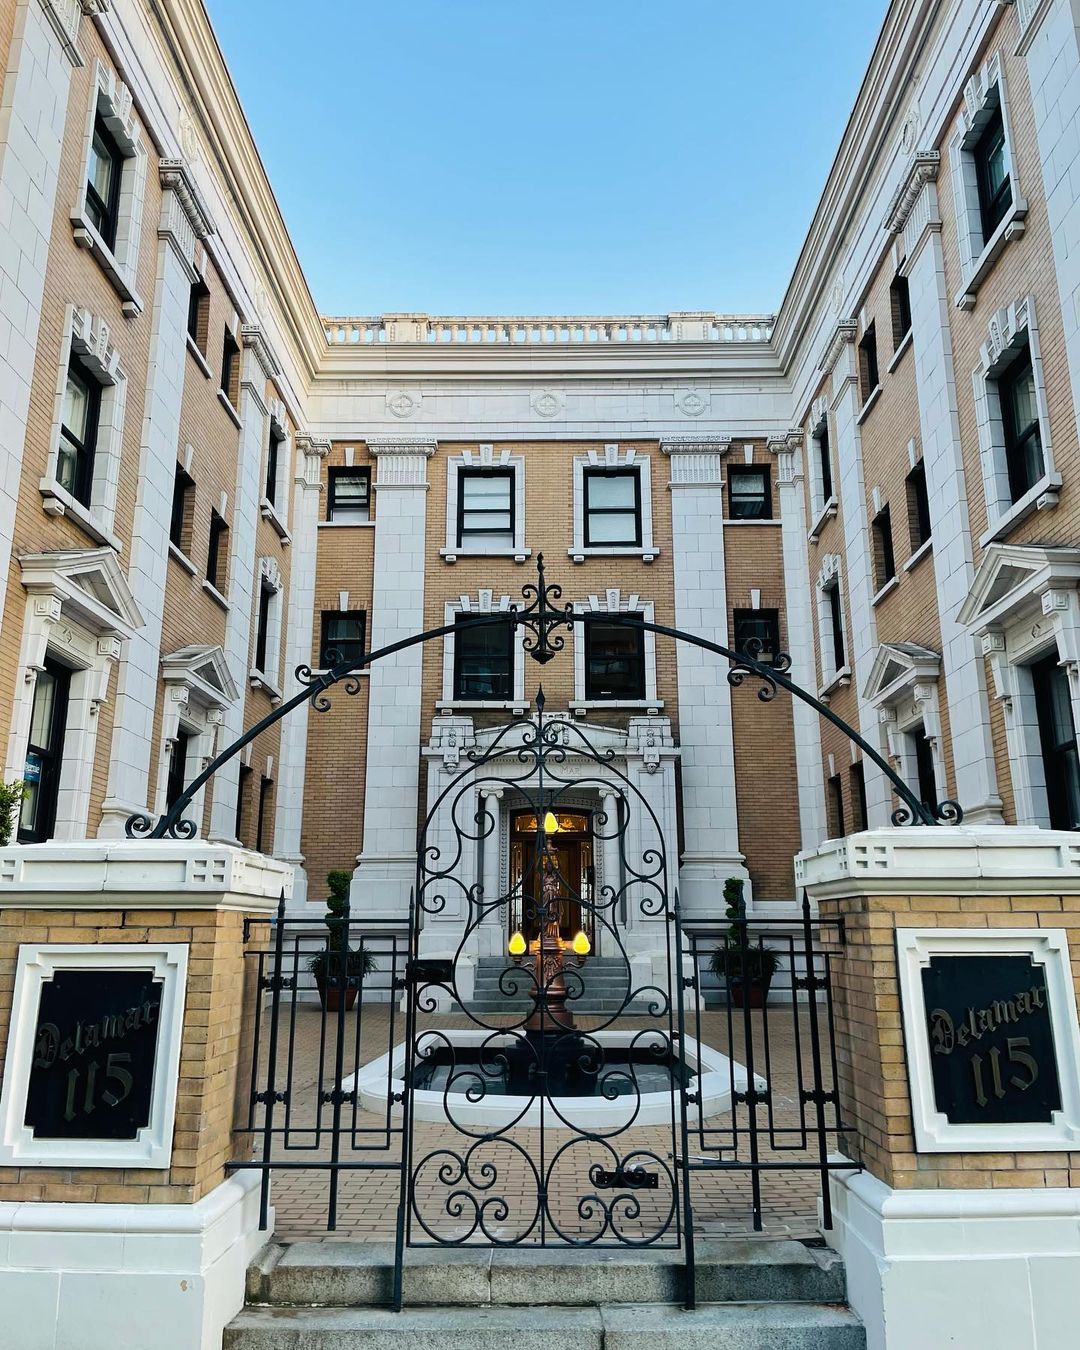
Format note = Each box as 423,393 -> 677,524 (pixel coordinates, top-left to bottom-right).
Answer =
127,554 -> 962,841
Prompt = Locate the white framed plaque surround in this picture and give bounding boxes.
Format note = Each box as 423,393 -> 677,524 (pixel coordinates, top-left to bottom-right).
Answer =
0,943 -> 188,1168
897,927 -> 1080,1153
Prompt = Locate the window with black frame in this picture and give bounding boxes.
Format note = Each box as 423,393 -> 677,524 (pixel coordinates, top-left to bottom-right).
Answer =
872,506 -> 896,591
583,468 -> 641,546
452,614 -> 513,700
814,420 -> 833,504
18,660 -> 71,844
221,329 -> 240,405
998,349 -> 1045,503
906,461 -> 932,551
584,615 -> 646,701
827,774 -> 845,839
1031,653 -> 1080,830
974,100 -> 1012,241
457,468 -> 514,548
825,581 -> 846,673
165,729 -> 190,810
57,360 -> 100,509
85,113 -> 123,249
254,581 -> 273,674
320,610 -> 366,669
170,463 -> 194,552
728,466 -> 771,520
850,761 -> 869,832
890,273 -> 912,350
206,509 -> 228,592
858,323 -> 880,405
913,728 -> 938,810
187,277 -> 210,352
732,608 -> 780,659
327,467 -> 370,523
265,424 -> 283,506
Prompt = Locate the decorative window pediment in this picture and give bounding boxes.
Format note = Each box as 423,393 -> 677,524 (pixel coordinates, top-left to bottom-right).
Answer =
18,547 -> 143,636
160,644 -> 238,709
957,544 -> 1080,636
864,642 -> 942,708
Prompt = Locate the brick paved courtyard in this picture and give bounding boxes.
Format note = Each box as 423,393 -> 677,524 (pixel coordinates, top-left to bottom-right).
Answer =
237,999 -> 839,1245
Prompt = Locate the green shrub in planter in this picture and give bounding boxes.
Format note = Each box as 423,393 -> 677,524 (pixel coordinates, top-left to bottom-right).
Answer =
709,876 -> 781,1007
309,870 -> 376,1009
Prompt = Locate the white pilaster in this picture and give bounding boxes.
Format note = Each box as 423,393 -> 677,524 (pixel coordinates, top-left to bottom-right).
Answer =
100,161 -> 215,836
272,433 -> 330,903
660,436 -> 745,924
887,160 -> 1003,821
0,1 -> 84,655
478,784 -> 504,958
770,432 -> 827,852
822,323 -> 890,825
350,436 -> 435,925
208,327 -> 278,842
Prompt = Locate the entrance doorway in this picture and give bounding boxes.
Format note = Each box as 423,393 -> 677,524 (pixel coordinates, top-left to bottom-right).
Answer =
509,808 -> 595,946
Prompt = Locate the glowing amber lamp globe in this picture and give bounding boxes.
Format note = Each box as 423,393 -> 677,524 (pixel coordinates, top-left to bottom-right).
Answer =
508,930 -> 527,958
543,810 -> 560,835
572,931 -> 591,958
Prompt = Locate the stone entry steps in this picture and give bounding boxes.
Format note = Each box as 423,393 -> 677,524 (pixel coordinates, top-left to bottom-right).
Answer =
225,1240 -> 864,1349
464,956 -> 644,1015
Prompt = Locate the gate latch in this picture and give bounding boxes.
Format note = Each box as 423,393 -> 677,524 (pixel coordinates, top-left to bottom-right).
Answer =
593,1166 -> 659,1190
404,958 -> 453,985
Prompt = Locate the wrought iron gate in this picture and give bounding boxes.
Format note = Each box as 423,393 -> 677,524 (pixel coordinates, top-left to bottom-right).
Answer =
397,694 -> 692,1281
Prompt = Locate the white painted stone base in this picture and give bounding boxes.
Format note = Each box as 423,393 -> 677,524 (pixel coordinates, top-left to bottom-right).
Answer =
0,1170 -> 269,1350
825,1167 -> 1080,1350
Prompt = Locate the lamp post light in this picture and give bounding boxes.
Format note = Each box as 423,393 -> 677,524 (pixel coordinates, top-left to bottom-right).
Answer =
508,809 -> 591,1032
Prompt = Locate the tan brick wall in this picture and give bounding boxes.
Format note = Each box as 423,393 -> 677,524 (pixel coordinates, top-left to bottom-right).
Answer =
0,907 -> 252,1205
821,888 -> 1080,1190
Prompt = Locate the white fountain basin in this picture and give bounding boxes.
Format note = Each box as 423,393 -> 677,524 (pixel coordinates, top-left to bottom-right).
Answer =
345,1029 -> 763,1130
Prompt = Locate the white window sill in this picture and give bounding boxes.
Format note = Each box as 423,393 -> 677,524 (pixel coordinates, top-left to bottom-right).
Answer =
856,384 -> 883,424
248,670 -> 282,703
318,519 -> 374,529
570,700 -> 664,715
314,667 -> 369,679
202,580 -> 229,611
871,576 -> 900,607
39,478 -> 123,552
70,208 -> 144,317
954,199 -> 1029,311
260,497 -> 291,545
168,542 -> 197,575
979,471 -> 1062,546
217,389 -> 242,429
818,667 -> 852,701
186,333 -> 213,379
887,329 -> 913,373
568,546 -> 659,564
903,538 -> 933,573
440,546 -> 531,564
723,518 -> 782,527
436,699 -> 527,714
808,497 -> 838,541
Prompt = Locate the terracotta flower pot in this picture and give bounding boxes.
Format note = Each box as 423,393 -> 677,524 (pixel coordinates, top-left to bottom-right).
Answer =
727,976 -> 772,1009
315,976 -> 358,1012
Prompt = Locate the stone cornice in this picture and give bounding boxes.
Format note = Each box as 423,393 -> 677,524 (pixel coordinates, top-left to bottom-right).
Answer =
367,437 -> 438,456
883,151 -> 940,235
159,158 -> 215,240
295,433 -> 331,459
240,324 -> 281,380
659,434 -> 732,456
818,319 -> 857,377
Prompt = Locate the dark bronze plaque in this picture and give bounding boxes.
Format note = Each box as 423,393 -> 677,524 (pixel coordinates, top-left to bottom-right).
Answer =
921,954 -> 1062,1126
23,969 -> 163,1141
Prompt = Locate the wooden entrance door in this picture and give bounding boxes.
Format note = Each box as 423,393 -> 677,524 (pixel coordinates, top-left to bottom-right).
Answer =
509,810 -> 595,944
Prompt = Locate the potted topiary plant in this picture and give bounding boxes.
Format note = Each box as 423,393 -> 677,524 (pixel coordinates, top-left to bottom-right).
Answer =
709,877 -> 781,1008
0,780 -> 25,847
308,869 -> 376,1011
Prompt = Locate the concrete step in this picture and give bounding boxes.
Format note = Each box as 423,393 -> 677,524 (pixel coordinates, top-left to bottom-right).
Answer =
246,1240 -> 847,1309
225,1301 -> 864,1349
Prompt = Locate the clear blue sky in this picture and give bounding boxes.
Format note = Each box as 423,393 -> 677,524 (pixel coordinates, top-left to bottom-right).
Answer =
203,1 -> 885,316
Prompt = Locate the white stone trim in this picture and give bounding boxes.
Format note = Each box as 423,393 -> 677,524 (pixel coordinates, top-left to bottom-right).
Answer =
796,824 -> 1080,898
0,1169 -> 266,1350
0,942 -> 188,1168
69,60 -> 147,315
827,1166 -> 1080,1350
814,553 -> 848,694
261,398 -> 292,536
153,646 -> 237,830
864,643 -> 946,805
40,304 -> 128,546
571,593 -> 659,710
570,443 -> 658,563
439,592 -> 528,710
441,444 -> 530,563
807,396 -> 834,522
949,52 -> 1029,310
972,295 -> 1060,541
249,555 -> 283,697
896,926 -> 1080,1152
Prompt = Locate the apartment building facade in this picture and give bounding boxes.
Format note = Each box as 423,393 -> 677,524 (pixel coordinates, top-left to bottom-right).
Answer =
0,0 -> 1078,956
